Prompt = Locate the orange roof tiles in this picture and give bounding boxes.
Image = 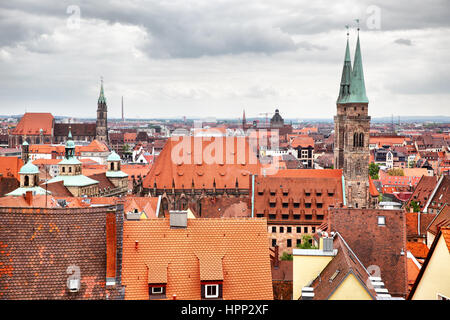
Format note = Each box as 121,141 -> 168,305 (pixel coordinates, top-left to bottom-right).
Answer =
442,227 -> 450,252
291,136 -> 314,148
0,157 -> 24,180
272,169 -> 343,178
406,242 -> 429,259
143,137 -> 260,190
121,218 -> 273,300
11,113 -> 54,136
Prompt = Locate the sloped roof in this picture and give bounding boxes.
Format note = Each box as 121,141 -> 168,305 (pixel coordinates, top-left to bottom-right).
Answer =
309,234 -> 377,300
406,242 -> 429,259
0,157 -> 24,180
291,136 -> 314,148
272,169 -> 343,178
88,173 -> 115,190
0,205 -> 122,299
121,218 -> 273,300
142,137 -> 260,190
53,123 -> 96,137
328,208 -> 408,298
44,180 -> 74,197
406,176 -> 439,210
427,204 -> 450,236
406,212 -> 436,239
124,197 -> 159,219
12,113 -> 54,136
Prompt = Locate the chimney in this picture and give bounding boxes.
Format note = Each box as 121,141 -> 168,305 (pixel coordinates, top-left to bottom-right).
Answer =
24,190 -> 33,206
274,244 -> 279,268
106,210 -> 117,286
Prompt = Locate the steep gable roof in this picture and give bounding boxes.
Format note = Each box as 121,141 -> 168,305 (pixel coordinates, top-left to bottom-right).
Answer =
328,208 -> 408,298
121,218 -> 273,300
12,113 -> 54,136
143,136 -> 260,190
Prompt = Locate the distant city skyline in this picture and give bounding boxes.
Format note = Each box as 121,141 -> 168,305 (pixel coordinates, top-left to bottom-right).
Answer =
0,1 -> 449,119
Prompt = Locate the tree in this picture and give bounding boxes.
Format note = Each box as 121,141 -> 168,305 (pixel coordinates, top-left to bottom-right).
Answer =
280,252 -> 293,261
296,235 -> 318,249
409,200 -> 420,213
369,163 -> 380,180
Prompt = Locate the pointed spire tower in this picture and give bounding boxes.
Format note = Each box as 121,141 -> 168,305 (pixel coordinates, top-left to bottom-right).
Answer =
348,26 -> 369,103
242,109 -> 246,130
337,26 -> 352,104
96,77 -> 109,144
333,23 -> 372,209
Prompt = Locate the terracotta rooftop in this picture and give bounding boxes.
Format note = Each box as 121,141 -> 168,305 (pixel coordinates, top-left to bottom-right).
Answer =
0,205 -> 123,299
11,113 -> 53,136
121,218 -> 273,300
427,204 -> 450,236
272,169 -> 343,178
328,208 -> 408,298
44,180 -> 73,197
53,123 -> 96,137
406,212 -> 436,239
406,176 -> 439,211
0,157 -> 24,180
143,136 -> 260,190
406,242 -> 429,259
291,136 -> 314,148
308,233 -> 377,300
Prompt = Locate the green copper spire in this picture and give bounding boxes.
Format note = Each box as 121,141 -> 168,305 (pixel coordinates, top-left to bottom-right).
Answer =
337,27 -> 352,104
98,77 -> 106,104
65,126 -> 75,158
348,30 -> 369,103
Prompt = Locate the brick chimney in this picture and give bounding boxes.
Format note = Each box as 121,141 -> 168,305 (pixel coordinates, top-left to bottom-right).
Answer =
106,210 -> 117,286
24,190 -> 33,206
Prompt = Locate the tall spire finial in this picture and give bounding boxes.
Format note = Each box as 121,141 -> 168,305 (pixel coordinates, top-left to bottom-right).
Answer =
98,77 -> 106,104
345,24 -> 349,37
355,19 -> 360,33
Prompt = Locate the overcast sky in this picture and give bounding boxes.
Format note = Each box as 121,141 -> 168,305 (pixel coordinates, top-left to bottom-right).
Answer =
0,0 -> 449,120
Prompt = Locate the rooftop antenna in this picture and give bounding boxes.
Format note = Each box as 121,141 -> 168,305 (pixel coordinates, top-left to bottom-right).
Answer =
122,96 -> 124,122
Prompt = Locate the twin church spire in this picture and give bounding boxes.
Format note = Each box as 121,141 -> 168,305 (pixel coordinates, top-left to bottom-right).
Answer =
337,27 -> 368,104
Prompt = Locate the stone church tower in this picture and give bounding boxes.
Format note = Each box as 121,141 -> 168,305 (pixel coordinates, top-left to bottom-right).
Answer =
334,29 -> 371,209
96,79 -> 108,144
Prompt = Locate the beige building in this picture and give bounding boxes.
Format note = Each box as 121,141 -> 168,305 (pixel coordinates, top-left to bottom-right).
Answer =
409,227 -> 450,300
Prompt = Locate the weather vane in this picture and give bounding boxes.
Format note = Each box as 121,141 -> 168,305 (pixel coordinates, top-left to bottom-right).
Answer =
355,19 -> 360,32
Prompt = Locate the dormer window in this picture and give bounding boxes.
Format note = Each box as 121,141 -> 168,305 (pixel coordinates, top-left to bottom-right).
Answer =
148,284 -> 166,299
201,281 -> 222,299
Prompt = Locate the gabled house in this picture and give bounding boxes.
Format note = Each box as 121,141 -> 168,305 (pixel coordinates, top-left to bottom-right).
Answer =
121,212 -> 273,300
408,227 -> 450,300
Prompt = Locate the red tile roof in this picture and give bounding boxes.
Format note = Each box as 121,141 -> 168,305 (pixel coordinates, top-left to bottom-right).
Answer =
272,169 -> 343,178
0,205 -> 123,299
0,157 -> 24,180
328,208 -> 408,298
406,212 -> 436,239
121,218 -> 273,300
11,113 -> 54,136
143,137 -> 260,190
291,136 -> 314,148
406,176 -> 439,211
427,204 -> 450,236
406,242 -> 429,259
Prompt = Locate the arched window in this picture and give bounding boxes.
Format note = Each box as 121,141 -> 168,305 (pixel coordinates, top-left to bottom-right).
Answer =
359,133 -> 364,147
110,163 -> 114,171
62,167 -> 65,173
353,133 -> 358,147
24,175 -> 29,187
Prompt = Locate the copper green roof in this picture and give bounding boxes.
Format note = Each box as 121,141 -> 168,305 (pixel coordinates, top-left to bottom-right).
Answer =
59,157 -> 82,165
19,161 -> 39,174
22,141 -> 29,146
47,175 -> 99,187
107,151 -> 121,161
337,37 -> 353,104
347,33 -> 369,103
98,80 -> 106,104
106,171 -> 128,178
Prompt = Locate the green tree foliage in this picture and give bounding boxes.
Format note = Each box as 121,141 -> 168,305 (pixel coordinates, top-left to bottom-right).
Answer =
280,252 -> 293,261
296,235 -> 318,249
369,163 -> 380,180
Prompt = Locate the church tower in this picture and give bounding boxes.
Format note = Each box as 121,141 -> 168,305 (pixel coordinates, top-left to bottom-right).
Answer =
334,27 -> 371,209
96,78 -> 108,144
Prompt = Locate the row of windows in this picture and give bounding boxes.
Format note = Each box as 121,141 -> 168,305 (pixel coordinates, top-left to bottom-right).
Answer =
271,226 -> 316,234
260,191 -> 334,197
260,214 -> 324,220
270,202 -> 324,208
271,238 -> 313,247
148,283 -> 221,299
